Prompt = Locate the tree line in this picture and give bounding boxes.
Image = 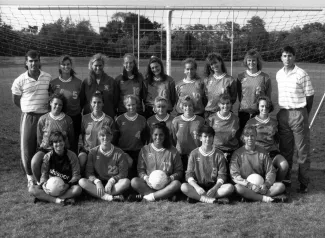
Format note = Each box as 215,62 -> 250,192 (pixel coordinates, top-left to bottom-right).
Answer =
1,12 -> 325,62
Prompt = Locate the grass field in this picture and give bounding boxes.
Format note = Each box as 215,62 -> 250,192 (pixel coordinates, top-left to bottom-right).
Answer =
1,57 -> 325,237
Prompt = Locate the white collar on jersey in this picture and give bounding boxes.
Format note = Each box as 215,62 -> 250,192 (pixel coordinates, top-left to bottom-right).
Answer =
151,143 -> 166,152
153,76 -> 162,82
183,78 -> 196,83
217,111 -> 232,120
181,115 -> 196,121
124,113 -> 138,121
91,112 -> 106,122
255,115 -> 270,124
49,112 -> 65,120
100,144 -> 114,157
59,76 -> 72,82
199,147 -> 216,157
213,73 -> 226,80
128,75 -> 135,79
246,70 -> 261,77
155,114 -> 170,122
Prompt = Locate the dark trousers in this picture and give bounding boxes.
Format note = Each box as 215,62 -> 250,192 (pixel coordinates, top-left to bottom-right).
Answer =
70,113 -> 82,154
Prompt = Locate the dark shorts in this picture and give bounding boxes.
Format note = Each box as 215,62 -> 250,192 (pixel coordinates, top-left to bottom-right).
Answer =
79,147 -> 89,155
269,150 -> 281,159
197,183 -> 215,191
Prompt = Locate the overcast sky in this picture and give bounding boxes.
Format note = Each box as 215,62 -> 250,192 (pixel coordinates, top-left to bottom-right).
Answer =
1,0 -> 325,7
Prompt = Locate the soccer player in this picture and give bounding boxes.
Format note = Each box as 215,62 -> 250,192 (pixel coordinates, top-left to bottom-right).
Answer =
237,49 -> 272,133
230,126 -> 286,203
181,125 -> 234,204
116,95 -> 149,179
29,131 -> 82,205
11,50 -> 51,187
246,96 -> 289,182
31,93 -> 74,183
206,93 -> 240,163
50,55 -> 82,154
129,122 -> 183,202
276,46 -> 314,193
80,53 -> 119,119
79,126 -> 130,202
147,96 -> 174,142
172,95 -> 205,171
175,58 -> 206,117
203,52 -> 237,119
115,53 -> 147,116
79,91 -> 116,174
144,56 -> 176,118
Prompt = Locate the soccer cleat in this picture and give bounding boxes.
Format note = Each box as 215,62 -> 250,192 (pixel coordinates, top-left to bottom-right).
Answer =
297,184 -> 308,194
271,194 -> 289,203
217,197 -> 230,205
282,180 -> 292,188
64,198 -> 76,206
33,198 -> 40,204
186,197 -> 198,204
127,194 -> 143,202
200,196 -> 217,204
112,195 -> 125,202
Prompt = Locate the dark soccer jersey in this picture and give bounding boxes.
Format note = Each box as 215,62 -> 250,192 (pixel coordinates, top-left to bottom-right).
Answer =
172,115 -> 205,155
86,145 -> 128,182
204,74 -> 237,113
237,71 -> 272,114
186,147 -> 228,185
207,112 -> 240,151
137,143 -> 183,181
246,116 -> 279,152
144,76 -> 176,111
115,74 -> 146,114
116,114 -> 148,151
50,76 -> 82,116
175,79 -> 206,115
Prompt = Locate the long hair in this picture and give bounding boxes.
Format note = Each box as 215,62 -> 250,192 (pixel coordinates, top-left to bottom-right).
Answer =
150,122 -> 172,149
203,52 -> 227,77
59,55 -> 76,77
88,53 -> 106,85
24,50 -> 41,70
122,53 -> 140,82
243,49 -> 263,71
183,58 -> 200,80
145,56 -> 167,85
48,93 -> 67,113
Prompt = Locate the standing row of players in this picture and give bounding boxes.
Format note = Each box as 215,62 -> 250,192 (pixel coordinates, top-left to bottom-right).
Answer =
12,46 -> 314,204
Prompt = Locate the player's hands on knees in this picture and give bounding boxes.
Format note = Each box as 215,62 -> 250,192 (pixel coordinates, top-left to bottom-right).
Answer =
207,184 -> 219,198
259,184 -> 269,195
247,182 -> 261,193
195,185 -> 206,196
96,181 -> 105,197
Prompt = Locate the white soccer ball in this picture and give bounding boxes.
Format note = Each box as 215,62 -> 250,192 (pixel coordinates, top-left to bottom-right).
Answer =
247,173 -> 264,186
148,170 -> 169,190
45,177 -> 67,197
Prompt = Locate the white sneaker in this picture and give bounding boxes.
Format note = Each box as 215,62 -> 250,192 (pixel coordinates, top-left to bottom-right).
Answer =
27,179 -> 36,188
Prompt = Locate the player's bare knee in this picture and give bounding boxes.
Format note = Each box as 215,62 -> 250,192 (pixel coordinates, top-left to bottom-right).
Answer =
180,183 -> 190,193
130,177 -> 142,189
223,184 -> 235,194
70,185 -> 82,196
170,180 -> 181,189
234,184 -> 245,194
78,178 -> 88,188
120,178 -> 131,188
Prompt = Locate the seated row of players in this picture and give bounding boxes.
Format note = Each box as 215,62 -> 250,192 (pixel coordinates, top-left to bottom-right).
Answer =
29,124 -> 285,205
29,91 -> 287,205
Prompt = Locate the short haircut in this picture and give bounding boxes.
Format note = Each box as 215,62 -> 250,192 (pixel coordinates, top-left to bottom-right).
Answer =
123,94 -> 139,106
257,95 -> 274,113
88,53 -> 105,70
203,52 -> 227,77
281,46 -> 296,56
49,131 -> 66,146
180,95 -> 194,107
25,50 -> 40,70
154,96 -> 168,106
218,93 -> 232,105
198,125 -> 215,137
48,93 -> 67,113
183,58 -> 198,69
59,55 -> 76,77
150,121 -> 172,149
243,49 -> 263,71
241,125 -> 257,143
98,125 -> 113,136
